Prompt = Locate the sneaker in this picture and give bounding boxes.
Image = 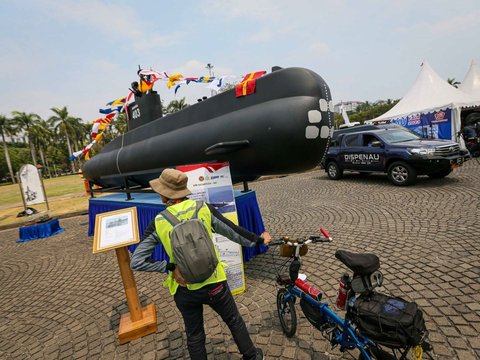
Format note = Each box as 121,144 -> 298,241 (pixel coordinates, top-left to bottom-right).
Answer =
244,347 -> 264,360
255,348 -> 264,360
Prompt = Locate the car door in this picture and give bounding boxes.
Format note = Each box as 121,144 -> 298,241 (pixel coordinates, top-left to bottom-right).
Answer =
340,134 -> 364,171
357,134 -> 386,171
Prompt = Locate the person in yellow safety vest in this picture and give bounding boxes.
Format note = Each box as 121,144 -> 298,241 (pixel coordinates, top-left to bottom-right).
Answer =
130,168 -> 271,360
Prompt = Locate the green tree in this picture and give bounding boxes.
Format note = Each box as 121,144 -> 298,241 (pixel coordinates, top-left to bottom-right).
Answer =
348,100 -> 400,124
0,143 -> 31,181
77,119 -> 90,149
11,111 -> 41,167
165,98 -> 189,114
48,106 -> 77,173
447,78 -> 460,88
88,113 -> 128,157
30,119 -> 54,178
0,115 -> 17,183
219,83 -> 237,93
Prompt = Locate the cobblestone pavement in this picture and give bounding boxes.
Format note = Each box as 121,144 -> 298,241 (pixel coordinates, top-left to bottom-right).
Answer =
1,160 -> 479,360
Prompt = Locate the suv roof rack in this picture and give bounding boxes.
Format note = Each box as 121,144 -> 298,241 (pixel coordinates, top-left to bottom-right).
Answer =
333,123 -> 404,136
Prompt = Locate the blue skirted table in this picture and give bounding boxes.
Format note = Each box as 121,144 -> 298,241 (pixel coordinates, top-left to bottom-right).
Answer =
88,190 -> 267,262
17,218 -> 65,243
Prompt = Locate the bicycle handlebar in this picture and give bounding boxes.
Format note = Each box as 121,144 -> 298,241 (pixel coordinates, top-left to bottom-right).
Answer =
269,228 -> 333,247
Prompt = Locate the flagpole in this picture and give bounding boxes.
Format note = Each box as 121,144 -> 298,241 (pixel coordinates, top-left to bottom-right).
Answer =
206,63 -> 214,97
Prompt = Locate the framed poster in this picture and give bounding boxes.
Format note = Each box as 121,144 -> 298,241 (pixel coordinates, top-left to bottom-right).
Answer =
93,207 -> 140,253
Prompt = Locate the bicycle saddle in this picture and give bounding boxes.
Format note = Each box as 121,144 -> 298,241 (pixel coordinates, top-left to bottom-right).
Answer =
335,250 -> 380,275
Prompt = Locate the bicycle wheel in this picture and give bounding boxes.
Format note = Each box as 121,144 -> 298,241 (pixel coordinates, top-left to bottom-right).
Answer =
277,288 -> 297,337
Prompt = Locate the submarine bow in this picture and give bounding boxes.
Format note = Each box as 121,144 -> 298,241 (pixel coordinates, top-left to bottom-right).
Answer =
82,67 -> 334,188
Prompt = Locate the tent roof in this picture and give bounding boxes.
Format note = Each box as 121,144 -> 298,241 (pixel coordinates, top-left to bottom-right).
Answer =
459,60 -> 480,100
370,61 -> 480,122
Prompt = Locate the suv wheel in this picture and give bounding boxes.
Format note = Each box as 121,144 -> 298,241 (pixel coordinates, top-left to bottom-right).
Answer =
327,161 -> 343,180
428,169 -> 452,179
387,161 -> 417,186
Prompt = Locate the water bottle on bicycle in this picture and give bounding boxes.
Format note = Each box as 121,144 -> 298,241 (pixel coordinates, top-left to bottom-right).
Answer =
269,229 -> 433,360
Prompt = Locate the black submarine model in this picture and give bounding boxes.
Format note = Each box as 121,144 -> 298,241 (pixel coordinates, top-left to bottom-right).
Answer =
82,66 -> 334,189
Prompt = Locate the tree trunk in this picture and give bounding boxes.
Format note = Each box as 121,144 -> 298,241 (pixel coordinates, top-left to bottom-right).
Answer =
73,136 -> 80,171
39,147 -> 52,178
65,130 -> 76,173
25,125 -> 37,166
1,130 -> 15,184
28,137 -> 37,167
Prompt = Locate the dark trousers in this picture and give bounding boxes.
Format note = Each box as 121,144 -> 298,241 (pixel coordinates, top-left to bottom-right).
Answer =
174,281 -> 257,360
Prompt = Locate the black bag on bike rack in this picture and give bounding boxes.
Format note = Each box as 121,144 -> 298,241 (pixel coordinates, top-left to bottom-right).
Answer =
300,298 -> 328,331
349,292 -> 427,348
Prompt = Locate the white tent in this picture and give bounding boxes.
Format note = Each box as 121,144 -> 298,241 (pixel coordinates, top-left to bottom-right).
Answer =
459,60 -> 480,101
367,61 -> 480,140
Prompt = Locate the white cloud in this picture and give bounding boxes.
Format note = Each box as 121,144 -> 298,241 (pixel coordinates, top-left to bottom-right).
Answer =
171,60 -> 233,77
156,59 -> 237,105
38,0 -> 139,37
309,42 -> 330,56
202,0 -> 282,21
0,40 -> 44,74
429,10 -> 480,35
248,29 -> 276,43
395,9 -> 480,35
35,0 -> 184,51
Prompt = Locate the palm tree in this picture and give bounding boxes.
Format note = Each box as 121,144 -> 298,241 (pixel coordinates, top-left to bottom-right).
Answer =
165,98 -> 189,114
66,117 -> 90,169
0,114 -> 17,183
30,119 -> 54,178
447,78 -> 460,88
49,106 -> 77,173
111,113 -> 128,136
11,111 -> 41,167
96,113 -> 127,145
71,118 -> 89,152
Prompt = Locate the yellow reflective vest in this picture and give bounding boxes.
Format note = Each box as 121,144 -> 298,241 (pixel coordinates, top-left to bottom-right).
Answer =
155,199 -> 227,295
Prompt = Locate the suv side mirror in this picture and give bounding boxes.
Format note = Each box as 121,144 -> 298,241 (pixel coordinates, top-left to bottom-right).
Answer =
370,140 -> 382,148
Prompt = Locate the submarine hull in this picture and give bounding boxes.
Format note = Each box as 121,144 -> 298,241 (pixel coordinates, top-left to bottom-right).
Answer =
82,67 -> 334,187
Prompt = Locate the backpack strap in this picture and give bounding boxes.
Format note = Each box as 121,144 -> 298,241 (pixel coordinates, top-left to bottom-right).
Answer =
161,201 -> 204,225
161,209 -> 180,227
192,201 -> 204,219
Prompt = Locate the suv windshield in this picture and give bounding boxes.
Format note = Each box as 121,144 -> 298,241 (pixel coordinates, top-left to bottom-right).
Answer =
378,130 -> 420,144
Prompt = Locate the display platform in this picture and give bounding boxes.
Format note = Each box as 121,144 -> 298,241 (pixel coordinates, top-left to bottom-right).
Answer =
88,190 -> 267,262
17,218 -> 65,243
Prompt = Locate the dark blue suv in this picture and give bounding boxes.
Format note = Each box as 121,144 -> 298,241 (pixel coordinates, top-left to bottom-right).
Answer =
323,125 -> 469,186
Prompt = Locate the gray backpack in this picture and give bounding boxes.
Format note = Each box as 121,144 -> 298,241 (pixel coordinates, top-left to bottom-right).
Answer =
161,201 -> 219,284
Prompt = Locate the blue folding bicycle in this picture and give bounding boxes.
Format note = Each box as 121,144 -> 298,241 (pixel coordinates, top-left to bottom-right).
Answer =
269,230 -> 433,360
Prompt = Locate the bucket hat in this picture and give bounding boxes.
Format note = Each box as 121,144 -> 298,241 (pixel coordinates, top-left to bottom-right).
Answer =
149,168 -> 192,199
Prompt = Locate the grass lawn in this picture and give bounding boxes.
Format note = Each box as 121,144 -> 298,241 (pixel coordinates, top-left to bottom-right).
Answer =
0,174 -> 89,228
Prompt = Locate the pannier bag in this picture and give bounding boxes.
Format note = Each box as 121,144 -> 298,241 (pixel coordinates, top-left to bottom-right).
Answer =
350,292 -> 427,348
300,298 -> 328,331
161,201 -> 219,284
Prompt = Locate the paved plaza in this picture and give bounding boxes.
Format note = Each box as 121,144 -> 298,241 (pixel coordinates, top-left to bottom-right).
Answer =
1,160 -> 479,360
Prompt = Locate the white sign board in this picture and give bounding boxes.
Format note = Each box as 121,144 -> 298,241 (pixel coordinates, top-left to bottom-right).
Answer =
177,162 -> 246,295
18,164 -> 46,205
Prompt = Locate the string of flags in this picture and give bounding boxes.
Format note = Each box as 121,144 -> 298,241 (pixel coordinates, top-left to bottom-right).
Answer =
70,67 -> 266,161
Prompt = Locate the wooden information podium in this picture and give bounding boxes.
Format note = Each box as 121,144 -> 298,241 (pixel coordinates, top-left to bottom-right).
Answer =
92,207 -> 157,344
116,247 -> 157,344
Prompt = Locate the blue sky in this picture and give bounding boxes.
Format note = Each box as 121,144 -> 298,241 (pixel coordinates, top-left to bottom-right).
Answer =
1,0 -> 479,123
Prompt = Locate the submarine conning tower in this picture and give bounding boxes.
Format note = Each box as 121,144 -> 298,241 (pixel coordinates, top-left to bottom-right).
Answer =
126,92 -> 163,131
